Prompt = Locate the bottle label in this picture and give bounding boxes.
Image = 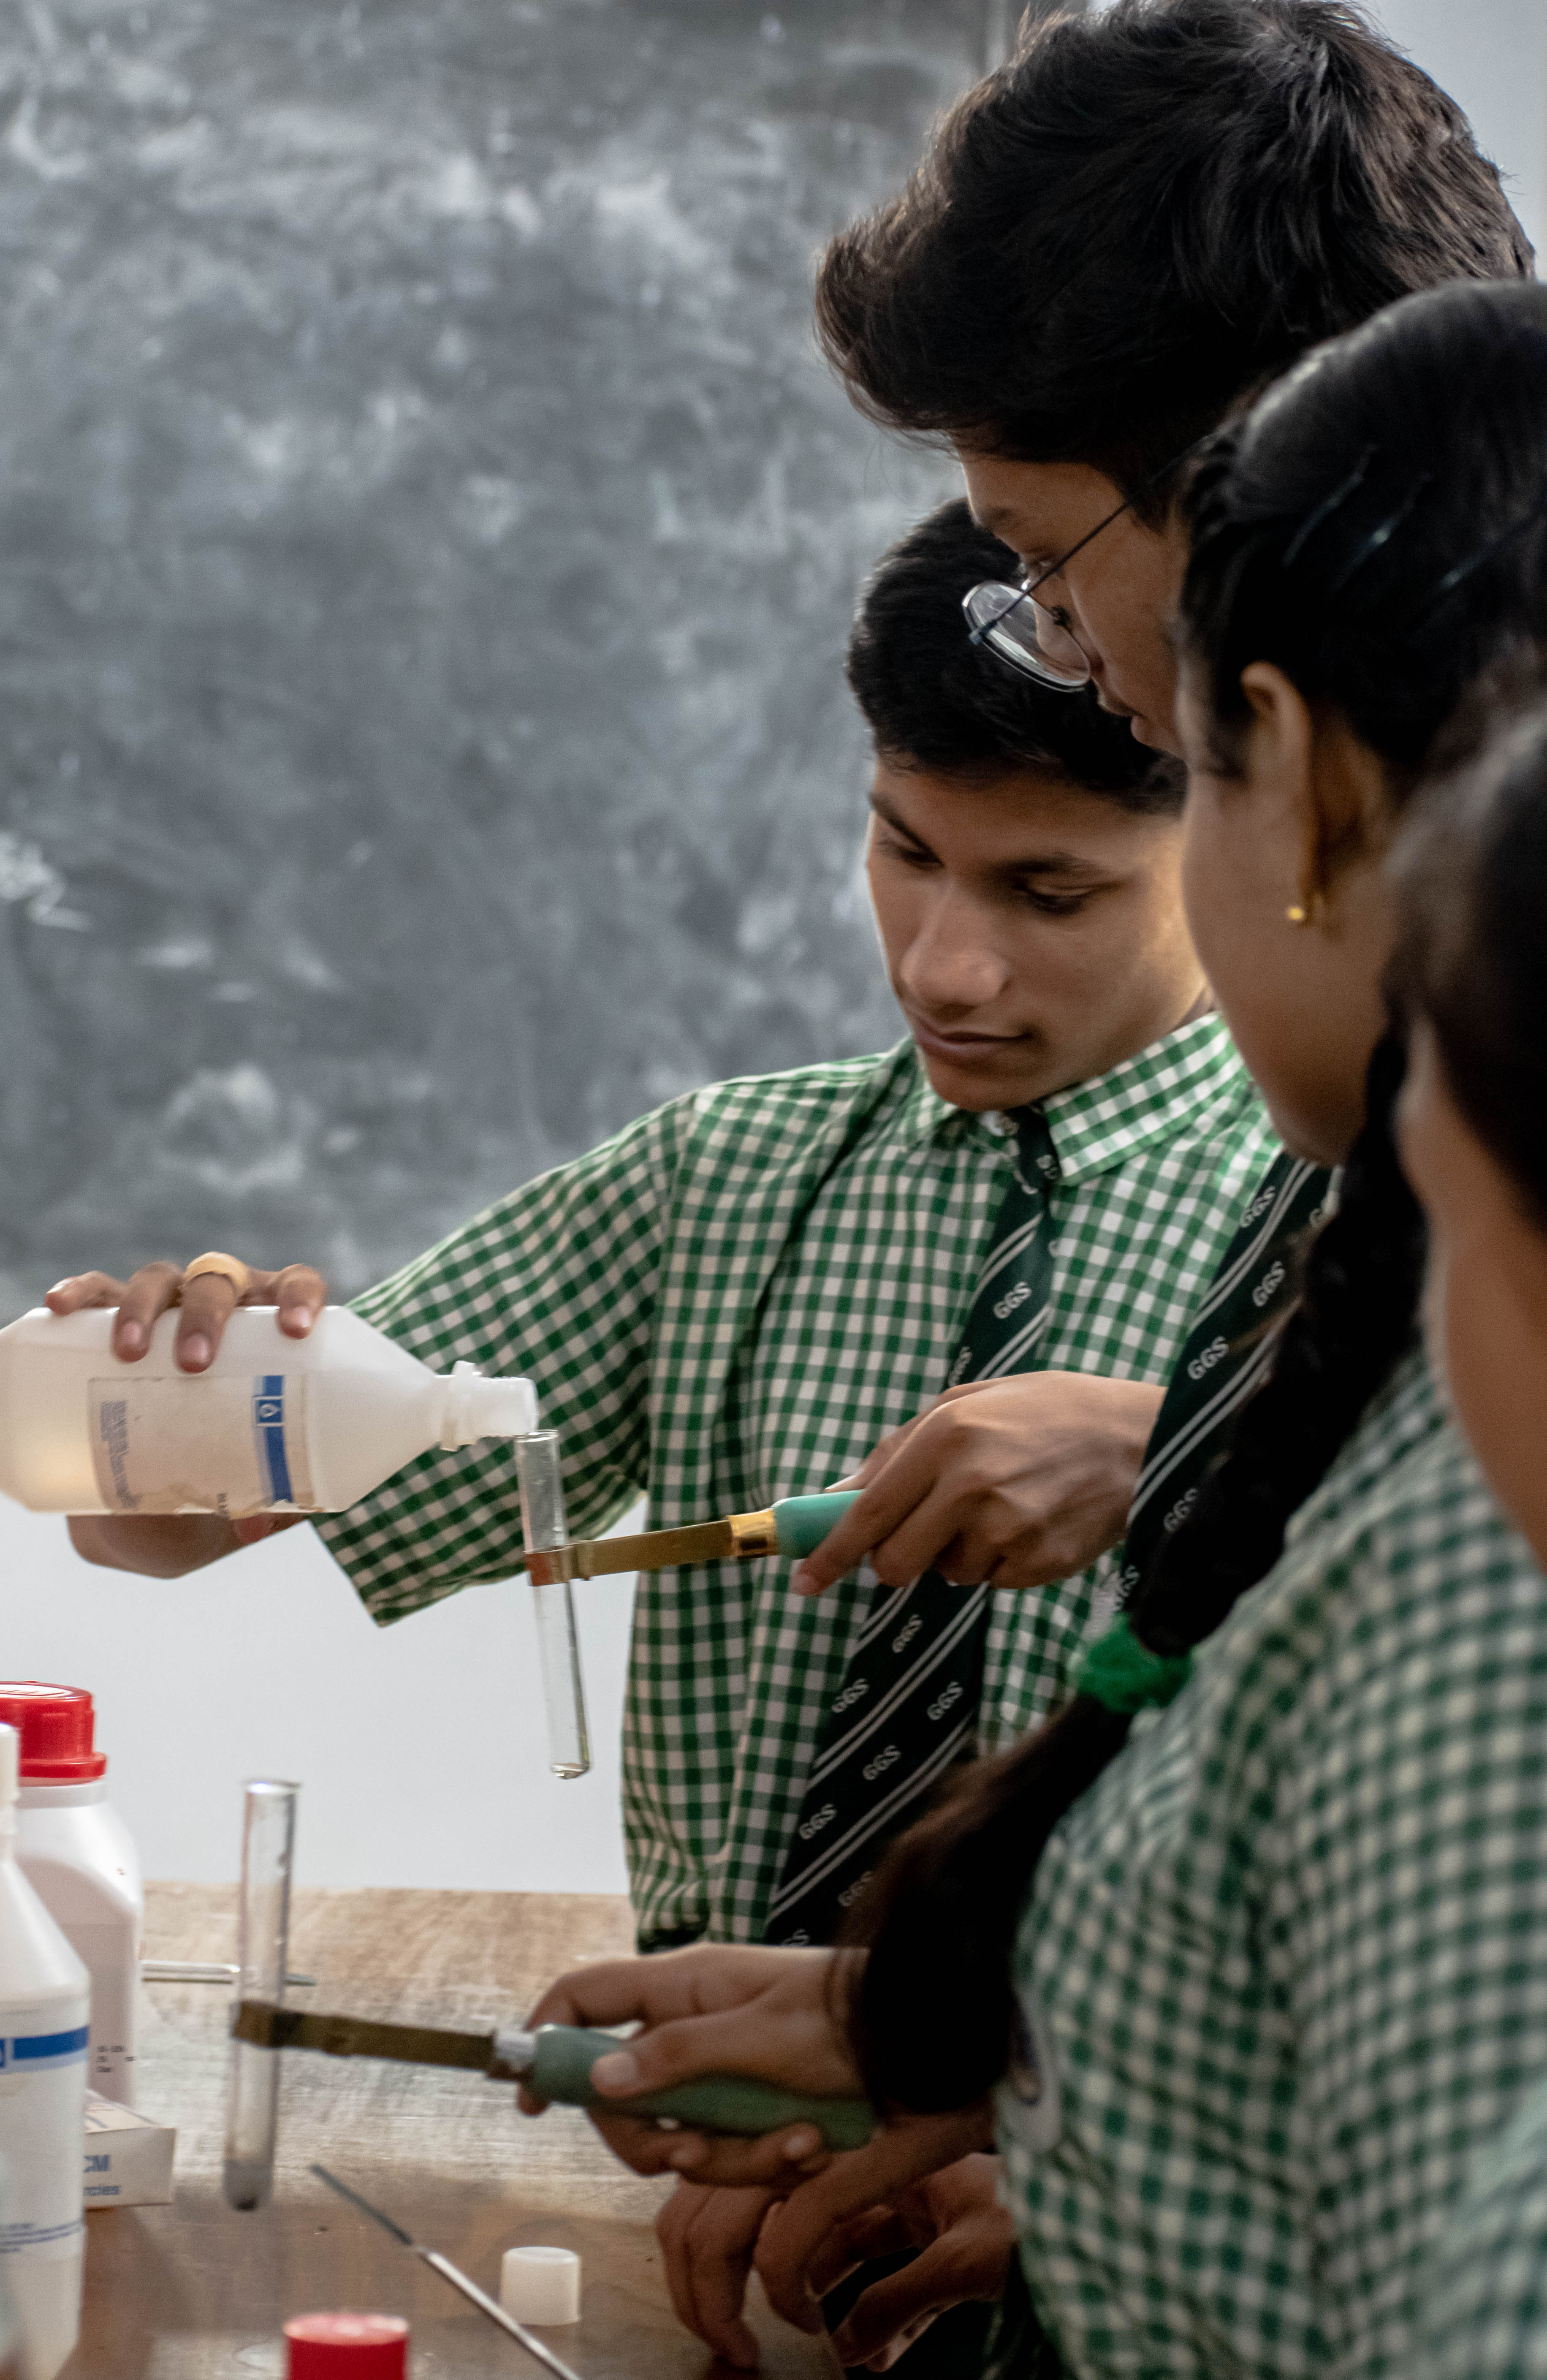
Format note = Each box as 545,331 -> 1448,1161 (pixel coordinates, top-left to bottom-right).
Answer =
0,2024 -> 88,2264
88,1374 -> 315,1516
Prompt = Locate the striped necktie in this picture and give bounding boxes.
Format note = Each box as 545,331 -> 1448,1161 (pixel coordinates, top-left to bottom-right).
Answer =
1116,1151 -> 1331,1599
766,1106 -> 1061,1947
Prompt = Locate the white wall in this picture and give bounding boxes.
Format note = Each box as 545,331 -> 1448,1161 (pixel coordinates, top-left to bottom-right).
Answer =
0,1492 -> 639,1893
4,0 -> 1542,1899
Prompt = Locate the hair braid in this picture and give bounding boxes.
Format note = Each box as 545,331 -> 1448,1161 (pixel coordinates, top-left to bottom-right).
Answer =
846,1041 -> 1425,2111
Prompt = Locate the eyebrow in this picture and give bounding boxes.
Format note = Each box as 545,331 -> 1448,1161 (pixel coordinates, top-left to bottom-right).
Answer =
868,790 -> 1107,878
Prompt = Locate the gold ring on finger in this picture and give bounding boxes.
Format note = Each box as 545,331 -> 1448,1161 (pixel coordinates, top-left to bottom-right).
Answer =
182,1251 -> 254,1299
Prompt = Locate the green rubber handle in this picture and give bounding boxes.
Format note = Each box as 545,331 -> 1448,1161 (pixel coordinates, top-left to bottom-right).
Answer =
771,1491 -> 861,1559
530,2024 -> 876,2152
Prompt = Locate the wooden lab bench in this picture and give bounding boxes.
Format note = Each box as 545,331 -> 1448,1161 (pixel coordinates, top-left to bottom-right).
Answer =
73,1885 -> 836,2380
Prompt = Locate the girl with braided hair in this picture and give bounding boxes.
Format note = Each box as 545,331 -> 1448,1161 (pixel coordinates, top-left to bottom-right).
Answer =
525,278 -> 1547,2378
1386,704 -> 1547,2379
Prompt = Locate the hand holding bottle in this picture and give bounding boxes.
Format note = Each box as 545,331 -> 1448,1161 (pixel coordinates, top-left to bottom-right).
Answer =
46,1254 -> 326,1373
45,1255 -> 325,1573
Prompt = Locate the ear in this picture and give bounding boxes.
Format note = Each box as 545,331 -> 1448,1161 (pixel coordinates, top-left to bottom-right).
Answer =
1238,663 -> 1392,917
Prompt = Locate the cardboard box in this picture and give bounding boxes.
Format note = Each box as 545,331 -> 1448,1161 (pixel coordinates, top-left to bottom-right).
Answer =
84,2091 -> 176,2208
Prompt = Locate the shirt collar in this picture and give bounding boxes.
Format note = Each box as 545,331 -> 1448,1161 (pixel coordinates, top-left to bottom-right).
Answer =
891,1014 -> 1247,1174
1039,1013 -> 1245,1182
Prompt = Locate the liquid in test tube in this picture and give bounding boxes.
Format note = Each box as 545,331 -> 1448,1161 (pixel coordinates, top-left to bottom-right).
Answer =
223,1777 -> 299,2211
515,1430 -> 591,1780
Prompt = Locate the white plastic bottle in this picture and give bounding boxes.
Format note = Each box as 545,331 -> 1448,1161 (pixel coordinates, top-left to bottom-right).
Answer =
2,1687 -> 142,2106
0,1305 -> 537,1516
0,1725 -> 89,2380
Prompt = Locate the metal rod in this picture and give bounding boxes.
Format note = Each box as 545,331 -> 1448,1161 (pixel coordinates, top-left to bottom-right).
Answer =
310,2165 -> 586,2380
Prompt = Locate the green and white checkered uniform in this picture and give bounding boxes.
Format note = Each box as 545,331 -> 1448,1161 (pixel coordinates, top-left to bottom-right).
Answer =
1422,2073 -> 1547,2379
1000,1346 -> 1547,2379
318,1017 -> 1275,1942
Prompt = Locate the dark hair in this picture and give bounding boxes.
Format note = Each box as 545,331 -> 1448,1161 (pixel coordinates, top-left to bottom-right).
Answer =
1179,284 -> 1547,774
1394,698 -> 1547,1231
847,500 -> 1183,809
816,0 -> 1531,503
844,274 -> 1547,2113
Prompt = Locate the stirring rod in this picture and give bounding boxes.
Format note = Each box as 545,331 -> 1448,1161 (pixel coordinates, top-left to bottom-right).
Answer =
309,2164 -> 585,2380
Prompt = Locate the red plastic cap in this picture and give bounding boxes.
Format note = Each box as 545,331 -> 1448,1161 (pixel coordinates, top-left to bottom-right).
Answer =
284,2313 -> 409,2378
0,1684 -> 105,1780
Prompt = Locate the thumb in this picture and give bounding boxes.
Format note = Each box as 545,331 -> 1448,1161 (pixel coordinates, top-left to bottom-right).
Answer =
231,1515 -> 304,1546
587,2007 -> 794,2098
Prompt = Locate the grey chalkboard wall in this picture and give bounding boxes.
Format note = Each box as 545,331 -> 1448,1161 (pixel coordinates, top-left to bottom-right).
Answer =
0,0 -> 1008,1312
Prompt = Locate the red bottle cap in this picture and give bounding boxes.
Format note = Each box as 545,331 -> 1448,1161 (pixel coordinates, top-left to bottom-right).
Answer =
284,2313 -> 409,2377
0,1684 -> 106,1780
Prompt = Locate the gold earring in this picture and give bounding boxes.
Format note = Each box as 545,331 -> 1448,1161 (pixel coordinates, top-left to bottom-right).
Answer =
1286,901 -> 1310,926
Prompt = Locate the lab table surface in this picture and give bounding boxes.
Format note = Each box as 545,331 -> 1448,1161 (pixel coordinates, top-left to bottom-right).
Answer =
73,1884 -> 836,2380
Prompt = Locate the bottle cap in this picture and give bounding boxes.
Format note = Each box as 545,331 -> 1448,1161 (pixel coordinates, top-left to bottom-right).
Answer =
500,2244 -> 581,2326
0,1684 -> 106,1780
438,1363 -> 539,1450
283,2313 -> 409,2377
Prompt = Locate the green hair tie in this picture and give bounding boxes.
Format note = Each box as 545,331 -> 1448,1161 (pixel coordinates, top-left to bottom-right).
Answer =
1076,1615 -> 1193,1714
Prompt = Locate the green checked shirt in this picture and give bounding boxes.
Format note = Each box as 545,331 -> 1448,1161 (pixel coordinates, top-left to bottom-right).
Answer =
317,1017 -> 1276,1942
1001,1347 -> 1547,2380
1422,2073 -> 1547,2379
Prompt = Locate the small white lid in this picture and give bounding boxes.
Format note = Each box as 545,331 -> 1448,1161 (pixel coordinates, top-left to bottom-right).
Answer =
500,2244 -> 581,2326
439,1363 -> 539,1450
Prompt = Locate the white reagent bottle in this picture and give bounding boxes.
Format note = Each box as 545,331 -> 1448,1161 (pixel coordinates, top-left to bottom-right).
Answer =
3,1688 -> 141,2106
0,1306 -> 537,1516
0,1724 -> 89,2380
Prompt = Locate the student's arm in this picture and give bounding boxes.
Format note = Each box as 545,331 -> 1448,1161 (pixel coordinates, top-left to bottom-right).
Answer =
54,1096 -> 692,1595
792,1370 -> 1163,1598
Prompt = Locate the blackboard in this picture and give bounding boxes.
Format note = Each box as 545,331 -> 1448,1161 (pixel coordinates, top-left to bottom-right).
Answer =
0,0 -> 995,1307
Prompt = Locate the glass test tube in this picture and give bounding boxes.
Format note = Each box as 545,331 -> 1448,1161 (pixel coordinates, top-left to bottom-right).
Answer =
515,1429 -> 591,1780
223,1777 -> 299,2211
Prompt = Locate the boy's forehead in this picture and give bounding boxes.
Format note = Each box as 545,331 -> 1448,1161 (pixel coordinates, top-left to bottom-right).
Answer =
870,752 -> 1166,853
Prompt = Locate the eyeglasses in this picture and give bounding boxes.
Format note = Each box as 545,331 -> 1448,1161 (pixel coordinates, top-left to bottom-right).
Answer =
962,435 -> 1215,693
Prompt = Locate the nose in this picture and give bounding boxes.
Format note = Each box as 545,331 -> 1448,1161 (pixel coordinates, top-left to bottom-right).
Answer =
898,886 -> 1012,1016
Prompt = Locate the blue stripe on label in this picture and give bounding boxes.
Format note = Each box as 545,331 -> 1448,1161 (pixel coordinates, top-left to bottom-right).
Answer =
0,2026 -> 90,2070
253,1374 -> 294,1505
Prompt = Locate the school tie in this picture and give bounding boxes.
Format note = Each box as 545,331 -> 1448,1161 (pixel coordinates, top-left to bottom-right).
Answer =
765,1106 -> 1062,1947
1116,1150 -> 1331,1599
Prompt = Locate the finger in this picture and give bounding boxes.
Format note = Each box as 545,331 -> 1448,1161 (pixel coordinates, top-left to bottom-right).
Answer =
245,1263 -> 327,1335
829,2246 -> 963,2370
526,1945 -> 801,2034
104,1263 -> 186,1361
753,2111 -> 994,2328
787,1460 -> 937,1596
660,2185 -> 772,2369
174,1273 -> 242,1372
803,2206 -> 913,2299
833,1405 -> 934,1491
583,2109 -> 825,2187
586,2003 -> 854,2098
44,1272 -> 130,1316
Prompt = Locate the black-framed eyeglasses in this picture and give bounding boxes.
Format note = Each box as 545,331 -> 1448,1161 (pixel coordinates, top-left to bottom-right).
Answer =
962,434 -> 1215,694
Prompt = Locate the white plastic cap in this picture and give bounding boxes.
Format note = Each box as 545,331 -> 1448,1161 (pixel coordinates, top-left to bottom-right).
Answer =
439,1363 -> 539,1450
499,2245 -> 581,2326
